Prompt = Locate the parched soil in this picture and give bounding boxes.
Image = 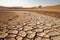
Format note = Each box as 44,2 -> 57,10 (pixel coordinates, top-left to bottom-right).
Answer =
0,11 -> 60,40
0,8 -> 60,19
42,5 -> 60,9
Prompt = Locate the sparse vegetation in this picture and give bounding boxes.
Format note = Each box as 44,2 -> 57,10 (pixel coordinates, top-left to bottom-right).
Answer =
38,5 -> 42,8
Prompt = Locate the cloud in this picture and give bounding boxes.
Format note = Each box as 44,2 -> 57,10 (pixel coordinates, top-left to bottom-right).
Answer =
0,0 -> 60,7
0,0 -> 37,7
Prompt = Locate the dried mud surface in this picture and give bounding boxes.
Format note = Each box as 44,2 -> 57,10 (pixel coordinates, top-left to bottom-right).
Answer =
0,11 -> 60,40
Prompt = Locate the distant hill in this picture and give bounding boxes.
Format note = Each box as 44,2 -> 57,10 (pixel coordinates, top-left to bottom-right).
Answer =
43,5 -> 60,9
56,5 -> 60,6
0,6 -> 23,9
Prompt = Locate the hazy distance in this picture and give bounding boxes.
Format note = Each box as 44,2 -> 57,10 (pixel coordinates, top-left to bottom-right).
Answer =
0,0 -> 60,7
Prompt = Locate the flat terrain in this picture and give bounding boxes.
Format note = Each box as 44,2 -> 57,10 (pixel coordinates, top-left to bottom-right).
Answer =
0,5 -> 60,19
42,5 -> 60,9
0,6 -> 60,40
0,11 -> 60,40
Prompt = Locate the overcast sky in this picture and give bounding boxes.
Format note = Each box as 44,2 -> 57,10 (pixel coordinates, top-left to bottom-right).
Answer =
0,0 -> 60,7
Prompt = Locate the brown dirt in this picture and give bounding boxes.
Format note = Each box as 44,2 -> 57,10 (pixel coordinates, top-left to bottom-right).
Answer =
42,5 -> 60,9
0,5 -> 60,19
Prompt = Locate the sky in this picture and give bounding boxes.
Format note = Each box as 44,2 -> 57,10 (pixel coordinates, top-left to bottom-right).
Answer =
0,0 -> 60,7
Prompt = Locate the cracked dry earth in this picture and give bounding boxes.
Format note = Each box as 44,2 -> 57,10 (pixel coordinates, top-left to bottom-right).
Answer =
0,11 -> 60,40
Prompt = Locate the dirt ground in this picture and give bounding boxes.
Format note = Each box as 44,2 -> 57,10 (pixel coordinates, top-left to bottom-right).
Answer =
0,11 -> 60,40
0,6 -> 60,40
0,6 -> 60,19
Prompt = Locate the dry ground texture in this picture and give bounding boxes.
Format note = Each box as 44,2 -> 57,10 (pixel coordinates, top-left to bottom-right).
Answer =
0,11 -> 60,40
0,5 -> 60,19
0,6 -> 60,40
